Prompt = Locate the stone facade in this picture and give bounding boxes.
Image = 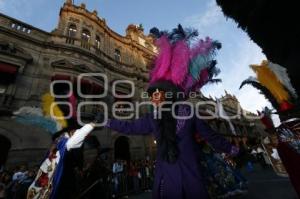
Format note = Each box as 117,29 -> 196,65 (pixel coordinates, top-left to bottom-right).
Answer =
0,1 -> 264,167
0,1 -> 156,167
189,91 -> 266,144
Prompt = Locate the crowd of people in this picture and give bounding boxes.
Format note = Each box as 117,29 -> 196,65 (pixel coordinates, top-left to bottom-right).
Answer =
0,157 -> 155,199
111,159 -> 154,198
0,165 -> 37,199
0,153 -> 251,199
1,142 -> 263,199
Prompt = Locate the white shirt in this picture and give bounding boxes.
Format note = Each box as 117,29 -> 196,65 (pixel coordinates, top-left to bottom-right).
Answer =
12,171 -> 26,181
251,149 -> 257,154
66,124 -> 94,151
257,147 -> 264,153
112,162 -> 123,173
271,148 -> 280,160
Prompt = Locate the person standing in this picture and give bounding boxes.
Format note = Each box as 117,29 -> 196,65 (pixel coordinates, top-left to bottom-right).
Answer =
256,145 -> 267,169
97,24 -> 241,199
0,182 -> 5,199
112,159 -> 123,198
27,119 -> 97,199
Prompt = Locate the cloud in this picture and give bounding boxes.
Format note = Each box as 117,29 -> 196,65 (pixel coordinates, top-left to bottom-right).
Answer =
0,0 -> 60,32
184,1 -> 222,34
0,0 -> 5,10
0,0 -> 37,21
183,0 -> 271,115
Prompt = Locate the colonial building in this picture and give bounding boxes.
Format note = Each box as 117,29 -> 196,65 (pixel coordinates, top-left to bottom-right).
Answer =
189,90 -> 266,146
0,1 -> 264,168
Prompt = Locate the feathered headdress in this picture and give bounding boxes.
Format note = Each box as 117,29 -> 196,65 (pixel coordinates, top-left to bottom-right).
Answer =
13,88 -> 78,135
42,93 -> 68,128
240,60 -> 297,112
240,76 -> 280,110
148,24 -> 222,97
257,107 -> 275,130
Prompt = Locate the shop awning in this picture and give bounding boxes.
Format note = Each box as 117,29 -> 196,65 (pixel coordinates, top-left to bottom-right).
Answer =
0,62 -> 18,74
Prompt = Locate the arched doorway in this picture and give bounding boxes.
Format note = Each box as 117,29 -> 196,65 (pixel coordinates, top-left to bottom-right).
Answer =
0,134 -> 11,167
114,136 -> 130,161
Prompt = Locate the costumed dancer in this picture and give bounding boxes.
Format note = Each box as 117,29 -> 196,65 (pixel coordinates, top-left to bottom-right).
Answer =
99,24 -> 239,199
195,137 -> 247,198
240,60 -> 300,197
257,107 -> 287,176
193,104 -> 248,198
27,120 -> 97,199
23,86 -> 101,198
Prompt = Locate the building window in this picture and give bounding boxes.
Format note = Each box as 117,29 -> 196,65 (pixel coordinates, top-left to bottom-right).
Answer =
0,62 -> 18,106
95,35 -> 101,49
66,24 -> 77,44
10,23 -> 31,34
68,24 -> 77,37
114,49 -> 121,62
81,29 -> 91,49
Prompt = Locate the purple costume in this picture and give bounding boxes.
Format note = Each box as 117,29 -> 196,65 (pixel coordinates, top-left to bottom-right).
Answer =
107,106 -> 233,199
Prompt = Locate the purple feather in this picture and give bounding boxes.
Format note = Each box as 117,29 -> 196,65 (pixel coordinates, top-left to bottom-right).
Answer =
186,75 -> 194,87
194,68 -> 209,89
171,40 -> 190,85
183,68 -> 209,91
189,37 -> 213,59
150,35 -> 172,83
183,75 -> 194,91
183,68 -> 210,91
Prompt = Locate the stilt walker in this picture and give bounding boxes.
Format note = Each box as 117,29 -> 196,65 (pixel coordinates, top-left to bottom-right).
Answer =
100,24 -> 239,199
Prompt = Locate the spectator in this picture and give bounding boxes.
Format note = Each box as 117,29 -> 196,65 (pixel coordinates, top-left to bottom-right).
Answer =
251,147 -> 257,160
15,170 -> 35,199
12,165 -> 27,182
0,182 -> 5,199
256,145 -> 267,169
112,159 -> 123,198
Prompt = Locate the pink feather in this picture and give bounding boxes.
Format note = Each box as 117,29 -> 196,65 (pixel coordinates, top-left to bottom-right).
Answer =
150,35 -> 172,83
195,69 -> 210,89
183,67 -> 210,91
200,68 -> 209,82
171,40 -> 190,85
165,70 -> 173,81
189,37 -> 213,60
183,75 -> 194,91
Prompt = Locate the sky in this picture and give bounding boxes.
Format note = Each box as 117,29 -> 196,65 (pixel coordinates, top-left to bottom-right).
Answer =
0,0 -> 280,125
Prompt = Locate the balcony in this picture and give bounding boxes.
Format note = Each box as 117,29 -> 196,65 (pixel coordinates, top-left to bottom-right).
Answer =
10,23 -> 31,34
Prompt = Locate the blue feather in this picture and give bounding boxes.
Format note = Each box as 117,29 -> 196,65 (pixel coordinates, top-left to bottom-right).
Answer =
15,115 -> 58,134
149,27 -> 161,38
149,27 -> 168,38
208,60 -> 220,78
168,24 -> 199,44
189,55 -> 210,80
212,41 -> 222,49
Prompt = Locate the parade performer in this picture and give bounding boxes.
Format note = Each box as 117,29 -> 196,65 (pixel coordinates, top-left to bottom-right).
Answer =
24,86 -> 101,199
27,121 -> 95,199
240,60 -> 300,197
101,25 -> 239,199
195,135 -> 248,198
257,107 -> 287,177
